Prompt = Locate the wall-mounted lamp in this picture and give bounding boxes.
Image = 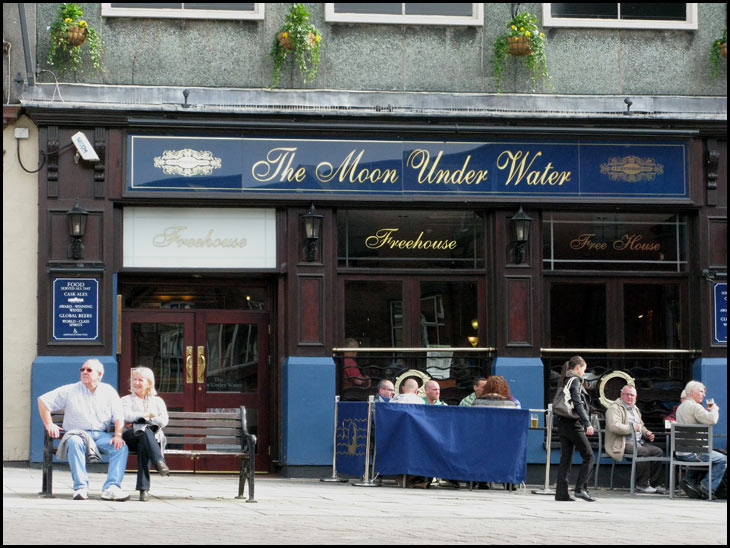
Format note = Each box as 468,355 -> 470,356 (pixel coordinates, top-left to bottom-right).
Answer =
467,336 -> 479,347
510,206 -> 532,264
67,198 -> 89,260
301,203 -> 323,262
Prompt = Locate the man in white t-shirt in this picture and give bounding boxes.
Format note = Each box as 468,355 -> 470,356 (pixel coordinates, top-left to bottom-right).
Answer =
390,378 -> 425,404
38,359 -> 129,501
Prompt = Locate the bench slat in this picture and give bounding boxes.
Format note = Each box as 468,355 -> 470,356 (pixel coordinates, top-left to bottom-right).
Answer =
166,437 -> 242,445
167,419 -> 243,428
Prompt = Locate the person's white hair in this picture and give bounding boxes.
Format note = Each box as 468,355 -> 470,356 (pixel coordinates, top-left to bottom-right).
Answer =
683,380 -> 706,397
84,358 -> 104,376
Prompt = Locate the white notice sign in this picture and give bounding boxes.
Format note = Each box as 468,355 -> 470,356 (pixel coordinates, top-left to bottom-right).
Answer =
123,207 -> 276,268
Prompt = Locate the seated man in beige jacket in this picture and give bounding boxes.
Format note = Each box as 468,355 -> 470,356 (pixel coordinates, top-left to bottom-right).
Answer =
605,384 -> 665,493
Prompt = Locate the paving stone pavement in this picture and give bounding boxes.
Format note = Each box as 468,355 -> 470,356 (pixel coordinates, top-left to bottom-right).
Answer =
3,466 -> 727,545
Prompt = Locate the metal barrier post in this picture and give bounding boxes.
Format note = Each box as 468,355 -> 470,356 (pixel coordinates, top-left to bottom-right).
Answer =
354,396 -> 378,487
532,404 -> 555,495
321,396 -> 348,483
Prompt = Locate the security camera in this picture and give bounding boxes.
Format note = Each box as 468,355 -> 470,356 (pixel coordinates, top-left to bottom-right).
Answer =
71,131 -> 100,162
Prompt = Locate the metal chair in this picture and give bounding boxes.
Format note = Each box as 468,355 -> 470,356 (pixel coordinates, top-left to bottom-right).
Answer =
669,423 -> 713,501
628,436 -> 670,495
594,427 -> 626,489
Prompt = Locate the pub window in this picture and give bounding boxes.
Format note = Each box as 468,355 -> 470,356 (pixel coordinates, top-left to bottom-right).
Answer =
623,283 -> 681,349
337,210 -> 484,269
542,212 -> 687,272
543,3 -> 697,30
326,3 -> 483,26
101,3 -> 265,20
548,281 -> 683,349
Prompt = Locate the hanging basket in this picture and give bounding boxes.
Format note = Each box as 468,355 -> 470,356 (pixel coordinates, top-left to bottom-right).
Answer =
721,42 -> 727,59
508,35 -> 532,57
64,26 -> 88,47
277,32 -> 293,51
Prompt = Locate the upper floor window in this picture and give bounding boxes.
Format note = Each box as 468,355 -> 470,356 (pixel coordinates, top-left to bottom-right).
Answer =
543,3 -> 697,30
102,3 -> 265,20
326,3 -> 483,26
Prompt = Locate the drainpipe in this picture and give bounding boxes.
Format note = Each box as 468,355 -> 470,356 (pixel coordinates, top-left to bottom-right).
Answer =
18,3 -> 35,87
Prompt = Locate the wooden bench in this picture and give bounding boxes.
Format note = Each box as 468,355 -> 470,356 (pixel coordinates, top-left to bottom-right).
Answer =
41,406 -> 256,502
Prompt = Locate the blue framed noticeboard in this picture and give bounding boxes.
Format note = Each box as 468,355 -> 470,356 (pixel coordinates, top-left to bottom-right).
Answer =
714,282 -> 727,345
52,278 -> 100,342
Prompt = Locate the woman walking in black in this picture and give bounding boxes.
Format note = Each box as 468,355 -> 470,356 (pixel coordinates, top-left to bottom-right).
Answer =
555,356 -> 596,502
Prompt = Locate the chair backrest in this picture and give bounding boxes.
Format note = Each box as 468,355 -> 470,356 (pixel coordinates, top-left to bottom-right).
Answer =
671,423 -> 713,455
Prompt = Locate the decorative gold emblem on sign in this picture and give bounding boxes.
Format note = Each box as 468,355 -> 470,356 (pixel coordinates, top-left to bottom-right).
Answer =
153,149 -> 222,177
600,155 -> 664,182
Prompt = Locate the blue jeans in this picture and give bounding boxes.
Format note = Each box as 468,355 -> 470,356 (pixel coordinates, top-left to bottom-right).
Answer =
66,431 -> 129,491
677,450 -> 728,495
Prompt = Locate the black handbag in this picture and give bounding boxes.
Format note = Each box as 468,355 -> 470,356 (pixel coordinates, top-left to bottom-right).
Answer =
552,376 -> 579,419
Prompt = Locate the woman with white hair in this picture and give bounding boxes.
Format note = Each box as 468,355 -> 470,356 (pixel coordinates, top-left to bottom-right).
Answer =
121,367 -> 169,501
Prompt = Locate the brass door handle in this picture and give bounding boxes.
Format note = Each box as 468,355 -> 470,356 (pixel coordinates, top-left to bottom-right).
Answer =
185,346 -> 193,384
197,345 -> 206,384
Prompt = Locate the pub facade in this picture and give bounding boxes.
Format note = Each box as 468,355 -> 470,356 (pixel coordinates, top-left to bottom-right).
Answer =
3,4 -> 726,472
19,89 -> 726,472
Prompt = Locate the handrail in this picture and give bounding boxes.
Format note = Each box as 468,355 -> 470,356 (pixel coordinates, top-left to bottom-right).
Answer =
540,348 -> 701,354
332,347 -> 496,353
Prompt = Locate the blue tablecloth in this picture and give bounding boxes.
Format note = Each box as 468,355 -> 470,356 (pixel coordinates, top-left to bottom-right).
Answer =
375,404 -> 529,483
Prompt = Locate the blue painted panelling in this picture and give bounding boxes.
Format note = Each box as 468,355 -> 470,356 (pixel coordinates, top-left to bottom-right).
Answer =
693,357 -> 727,450
281,357 -> 336,465
493,357 -> 546,464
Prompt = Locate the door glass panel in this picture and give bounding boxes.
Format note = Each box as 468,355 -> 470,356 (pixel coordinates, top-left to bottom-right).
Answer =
131,322 -> 185,393
419,281 -> 479,381
206,323 -> 258,393
624,284 -> 681,348
345,281 -> 404,347
419,281 -> 478,347
550,284 -> 607,347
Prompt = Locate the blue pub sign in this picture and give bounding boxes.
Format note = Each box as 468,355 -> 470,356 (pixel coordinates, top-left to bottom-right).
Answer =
127,135 -> 689,201
52,278 -> 99,342
715,282 -> 728,345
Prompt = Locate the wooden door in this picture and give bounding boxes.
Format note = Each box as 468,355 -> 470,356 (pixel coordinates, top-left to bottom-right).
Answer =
121,309 -> 270,471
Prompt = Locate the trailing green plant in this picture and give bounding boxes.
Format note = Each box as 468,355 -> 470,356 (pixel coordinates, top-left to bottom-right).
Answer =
492,11 -> 551,92
48,3 -> 104,75
709,26 -> 727,81
270,3 -> 322,87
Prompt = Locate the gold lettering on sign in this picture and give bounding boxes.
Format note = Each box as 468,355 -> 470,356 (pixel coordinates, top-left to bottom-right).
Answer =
153,227 -> 248,249
365,228 -> 458,251
613,234 -> 661,252
569,233 -> 661,253
496,150 -> 572,187
251,147 -> 306,183
570,233 -> 607,251
406,149 -> 488,185
316,149 -> 399,185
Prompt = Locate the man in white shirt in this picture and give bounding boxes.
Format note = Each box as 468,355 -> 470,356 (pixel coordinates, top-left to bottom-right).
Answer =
38,359 -> 129,501
675,380 -> 726,499
390,378 -> 425,404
